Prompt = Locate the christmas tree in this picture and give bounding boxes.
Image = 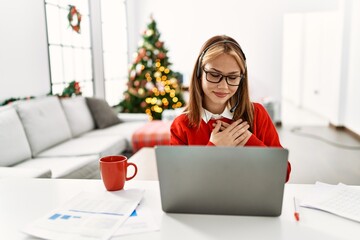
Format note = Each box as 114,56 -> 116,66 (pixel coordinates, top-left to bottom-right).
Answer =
119,17 -> 185,120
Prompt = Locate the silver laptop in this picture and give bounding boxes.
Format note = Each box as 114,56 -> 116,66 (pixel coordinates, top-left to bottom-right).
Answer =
155,146 -> 289,216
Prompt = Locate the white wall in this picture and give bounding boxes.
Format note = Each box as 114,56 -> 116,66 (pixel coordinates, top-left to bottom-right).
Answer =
282,0 -> 360,135
301,10 -> 343,124
282,0 -> 342,114
89,0 -> 105,99
282,13 -> 304,106
126,0 -> 285,107
345,1 -> 360,134
0,0 -> 50,102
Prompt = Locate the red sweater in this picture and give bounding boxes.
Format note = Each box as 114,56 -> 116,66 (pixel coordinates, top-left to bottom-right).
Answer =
170,102 -> 291,182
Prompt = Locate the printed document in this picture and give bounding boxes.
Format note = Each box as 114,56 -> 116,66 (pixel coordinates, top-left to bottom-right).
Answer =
113,204 -> 160,237
22,189 -> 144,240
300,182 -> 360,222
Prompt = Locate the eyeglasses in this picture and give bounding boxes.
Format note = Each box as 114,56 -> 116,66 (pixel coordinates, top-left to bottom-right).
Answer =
203,68 -> 243,86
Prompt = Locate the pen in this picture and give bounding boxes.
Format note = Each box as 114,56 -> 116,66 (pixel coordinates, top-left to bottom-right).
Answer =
293,197 -> 300,221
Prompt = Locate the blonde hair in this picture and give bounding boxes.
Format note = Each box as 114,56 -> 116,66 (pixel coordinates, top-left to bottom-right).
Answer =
185,35 -> 254,130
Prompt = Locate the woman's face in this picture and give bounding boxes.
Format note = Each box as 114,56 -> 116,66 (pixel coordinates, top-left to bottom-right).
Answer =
201,53 -> 241,114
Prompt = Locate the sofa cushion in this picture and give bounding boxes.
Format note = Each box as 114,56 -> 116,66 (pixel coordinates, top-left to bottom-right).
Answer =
86,97 -> 121,129
15,156 -> 99,179
15,96 -> 72,157
0,166 -> 51,178
36,136 -> 127,158
81,121 -> 147,151
117,113 -> 149,122
61,96 -> 95,137
0,105 -> 32,166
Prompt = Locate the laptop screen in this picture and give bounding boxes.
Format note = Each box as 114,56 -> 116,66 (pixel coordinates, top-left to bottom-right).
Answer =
155,146 -> 289,216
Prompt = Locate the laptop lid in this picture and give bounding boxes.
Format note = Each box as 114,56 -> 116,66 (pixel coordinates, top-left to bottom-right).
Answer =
155,146 -> 289,216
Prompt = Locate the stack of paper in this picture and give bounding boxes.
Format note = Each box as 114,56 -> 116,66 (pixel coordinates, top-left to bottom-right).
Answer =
300,182 -> 360,222
22,189 -> 158,240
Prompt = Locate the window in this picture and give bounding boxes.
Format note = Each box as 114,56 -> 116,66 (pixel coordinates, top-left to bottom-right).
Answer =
101,0 -> 129,106
45,0 -> 93,96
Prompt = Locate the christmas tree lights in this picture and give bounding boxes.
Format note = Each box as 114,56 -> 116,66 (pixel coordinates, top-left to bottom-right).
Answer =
118,17 -> 185,120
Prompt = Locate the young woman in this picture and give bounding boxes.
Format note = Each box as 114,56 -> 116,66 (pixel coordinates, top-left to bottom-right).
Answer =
170,35 -> 291,182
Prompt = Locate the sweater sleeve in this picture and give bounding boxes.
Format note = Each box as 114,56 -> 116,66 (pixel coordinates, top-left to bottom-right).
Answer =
246,103 -> 291,182
170,115 -> 188,145
245,103 -> 282,147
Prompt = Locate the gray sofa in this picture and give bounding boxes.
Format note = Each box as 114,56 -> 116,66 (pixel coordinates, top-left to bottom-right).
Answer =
0,96 -> 148,179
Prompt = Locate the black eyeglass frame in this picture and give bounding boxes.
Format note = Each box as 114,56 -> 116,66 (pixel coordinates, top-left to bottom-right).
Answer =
202,68 -> 244,86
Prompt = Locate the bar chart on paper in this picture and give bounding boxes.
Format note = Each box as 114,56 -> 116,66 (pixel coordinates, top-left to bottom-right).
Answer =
49,213 -> 82,220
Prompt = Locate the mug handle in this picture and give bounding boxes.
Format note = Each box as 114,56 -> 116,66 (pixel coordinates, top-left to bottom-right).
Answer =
126,162 -> 138,181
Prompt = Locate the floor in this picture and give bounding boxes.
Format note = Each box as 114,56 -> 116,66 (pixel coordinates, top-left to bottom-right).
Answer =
279,100 -> 360,185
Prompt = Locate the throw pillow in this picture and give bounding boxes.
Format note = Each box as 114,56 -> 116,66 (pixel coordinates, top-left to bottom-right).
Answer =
61,97 -> 95,137
85,97 -> 122,129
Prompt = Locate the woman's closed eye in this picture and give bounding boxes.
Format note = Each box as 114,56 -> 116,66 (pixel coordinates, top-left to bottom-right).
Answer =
228,75 -> 239,80
209,72 -> 221,78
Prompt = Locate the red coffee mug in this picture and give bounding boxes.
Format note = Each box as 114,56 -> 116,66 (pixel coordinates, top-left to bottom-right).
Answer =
99,155 -> 138,191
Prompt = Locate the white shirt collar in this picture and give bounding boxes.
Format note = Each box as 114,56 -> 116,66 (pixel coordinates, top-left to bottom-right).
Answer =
201,107 -> 234,123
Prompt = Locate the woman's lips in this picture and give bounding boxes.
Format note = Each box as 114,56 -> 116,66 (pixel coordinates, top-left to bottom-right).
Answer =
213,92 -> 228,98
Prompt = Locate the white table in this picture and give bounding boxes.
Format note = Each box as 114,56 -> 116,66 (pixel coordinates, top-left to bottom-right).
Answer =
0,178 -> 359,240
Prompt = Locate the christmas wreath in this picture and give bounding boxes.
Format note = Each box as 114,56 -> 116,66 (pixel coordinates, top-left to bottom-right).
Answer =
68,5 -> 81,33
61,81 -> 82,97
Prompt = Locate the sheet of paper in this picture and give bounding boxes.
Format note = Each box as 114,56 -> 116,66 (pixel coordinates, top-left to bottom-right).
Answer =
22,189 -> 144,240
300,182 -> 360,222
113,203 -> 160,238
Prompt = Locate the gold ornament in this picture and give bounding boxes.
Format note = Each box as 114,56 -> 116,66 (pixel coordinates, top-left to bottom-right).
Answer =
154,71 -> 162,78
138,88 -> 144,95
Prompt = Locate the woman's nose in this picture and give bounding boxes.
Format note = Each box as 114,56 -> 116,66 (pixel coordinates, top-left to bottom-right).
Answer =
217,77 -> 228,88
